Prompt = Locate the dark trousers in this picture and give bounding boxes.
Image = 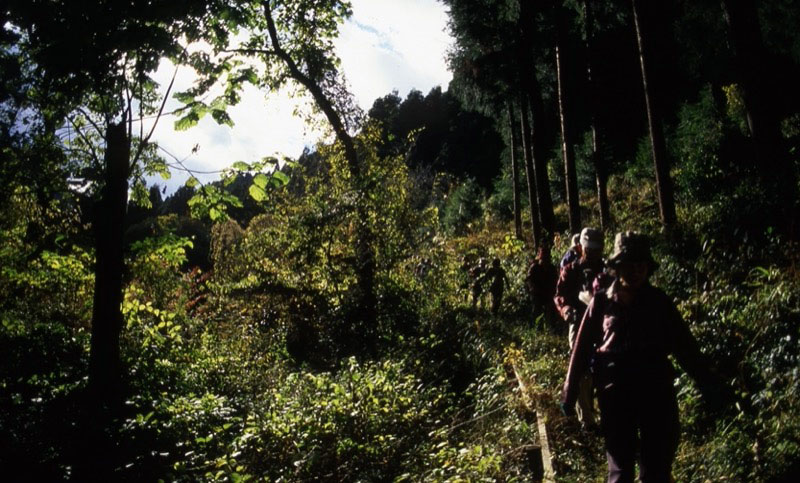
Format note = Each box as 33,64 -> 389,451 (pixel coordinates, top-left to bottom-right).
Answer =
597,378 -> 680,483
489,287 -> 503,314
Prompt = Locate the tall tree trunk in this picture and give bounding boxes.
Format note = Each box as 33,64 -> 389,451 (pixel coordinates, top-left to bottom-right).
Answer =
631,0 -> 677,230
518,0 -> 555,246
526,88 -> 556,245
508,101 -> 522,239
720,0 -> 798,232
89,121 -> 129,403
264,2 -> 377,344
582,0 -> 611,231
520,96 -> 543,248
555,4 -> 581,235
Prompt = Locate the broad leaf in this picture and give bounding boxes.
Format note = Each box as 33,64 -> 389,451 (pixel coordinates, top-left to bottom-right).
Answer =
249,184 -> 267,202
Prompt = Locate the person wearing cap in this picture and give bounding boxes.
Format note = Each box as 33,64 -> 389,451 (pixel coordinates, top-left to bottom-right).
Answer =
561,232 -> 727,482
526,246 -> 559,327
560,233 -> 583,268
554,226 -> 607,426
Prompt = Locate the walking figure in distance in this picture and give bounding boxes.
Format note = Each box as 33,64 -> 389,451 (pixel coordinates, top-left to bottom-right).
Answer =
480,258 -> 510,316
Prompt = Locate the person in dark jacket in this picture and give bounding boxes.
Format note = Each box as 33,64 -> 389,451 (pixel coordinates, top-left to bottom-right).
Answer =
526,246 -> 559,327
480,258 -> 510,315
560,233 -> 583,268
561,232 -> 726,483
554,226 -> 608,426
469,258 -> 488,309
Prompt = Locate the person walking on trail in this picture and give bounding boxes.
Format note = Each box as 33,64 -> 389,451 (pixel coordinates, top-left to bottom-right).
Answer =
480,258 -> 510,315
554,226 -> 608,426
560,233 -> 583,268
469,258 -> 488,309
561,232 -> 729,483
526,246 -> 558,327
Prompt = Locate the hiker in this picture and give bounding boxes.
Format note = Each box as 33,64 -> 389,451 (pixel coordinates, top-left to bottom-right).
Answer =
554,226 -> 608,426
560,233 -> 583,268
480,258 -> 510,315
525,246 -> 558,326
561,232 -> 729,482
470,258 -> 488,309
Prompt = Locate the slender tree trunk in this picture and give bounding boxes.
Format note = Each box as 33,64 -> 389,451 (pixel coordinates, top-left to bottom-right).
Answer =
555,5 -> 581,235
264,1 -> 376,343
527,89 -> 556,244
721,0 -> 797,232
89,121 -> 129,403
582,0 -> 611,231
595,147 -> 611,231
518,0 -> 555,246
508,101 -> 522,239
520,97 -> 542,248
631,0 -> 677,230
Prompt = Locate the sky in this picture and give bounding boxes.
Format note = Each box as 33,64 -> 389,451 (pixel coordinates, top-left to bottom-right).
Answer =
147,0 -> 454,194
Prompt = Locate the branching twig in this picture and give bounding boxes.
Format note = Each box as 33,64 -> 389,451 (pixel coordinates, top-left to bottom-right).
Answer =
66,115 -> 101,168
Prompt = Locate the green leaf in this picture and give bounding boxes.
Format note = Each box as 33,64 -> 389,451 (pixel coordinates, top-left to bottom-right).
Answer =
253,173 -> 269,189
173,91 -> 195,104
209,206 -> 222,221
211,109 -> 234,127
232,161 -> 250,171
174,111 -> 200,131
249,184 -> 267,202
271,170 -> 290,186
186,176 -> 200,188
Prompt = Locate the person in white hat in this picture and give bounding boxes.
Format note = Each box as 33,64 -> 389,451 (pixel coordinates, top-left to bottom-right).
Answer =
561,232 -> 729,482
554,227 -> 608,427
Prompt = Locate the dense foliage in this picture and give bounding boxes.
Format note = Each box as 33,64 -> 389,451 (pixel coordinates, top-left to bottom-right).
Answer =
2,0 -> 800,481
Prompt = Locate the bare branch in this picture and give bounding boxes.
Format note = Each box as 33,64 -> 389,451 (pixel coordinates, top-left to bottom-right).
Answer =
158,145 -> 225,175
130,60 -> 181,169
66,115 -> 102,169
221,47 -> 280,57
76,108 -> 107,141
260,0 -> 359,176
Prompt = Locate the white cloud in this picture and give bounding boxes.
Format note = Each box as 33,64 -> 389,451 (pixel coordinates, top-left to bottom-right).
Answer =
146,0 -> 453,193
337,0 -> 453,107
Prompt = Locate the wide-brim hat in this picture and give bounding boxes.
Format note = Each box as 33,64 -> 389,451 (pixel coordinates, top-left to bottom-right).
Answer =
607,231 -> 659,271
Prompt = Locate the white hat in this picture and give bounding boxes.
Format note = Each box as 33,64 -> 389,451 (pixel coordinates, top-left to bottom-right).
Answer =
580,227 -> 603,250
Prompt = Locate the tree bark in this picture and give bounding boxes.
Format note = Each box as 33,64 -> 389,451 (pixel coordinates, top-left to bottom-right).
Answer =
631,0 -> 677,230
555,4 -> 581,235
520,96 -> 543,249
582,0 -> 611,231
518,0 -> 555,246
88,121 -> 129,403
720,0 -> 798,231
508,101 -> 522,239
527,88 -> 556,245
263,1 -> 376,340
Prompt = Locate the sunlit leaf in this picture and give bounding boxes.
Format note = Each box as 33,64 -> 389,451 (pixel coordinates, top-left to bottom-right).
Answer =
174,111 -> 200,131
173,91 -> 195,104
232,161 -> 250,171
249,184 -> 267,202
209,206 -> 222,221
271,170 -> 290,186
253,173 -> 269,189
